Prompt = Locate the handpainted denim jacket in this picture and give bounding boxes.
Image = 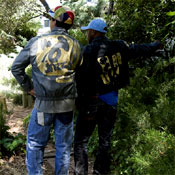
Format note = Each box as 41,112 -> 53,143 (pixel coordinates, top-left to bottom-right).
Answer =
11,27 -> 83,101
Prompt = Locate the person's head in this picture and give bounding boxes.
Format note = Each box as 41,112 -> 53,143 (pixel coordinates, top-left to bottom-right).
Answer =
81,18 -> 107,43
48,6 -> 74,31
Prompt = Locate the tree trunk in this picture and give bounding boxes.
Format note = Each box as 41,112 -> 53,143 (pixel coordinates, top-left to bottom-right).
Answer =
108,0 -> 114,15
27,95 -> 33,108
22,92 -> 28,108
0,97 -> 7,112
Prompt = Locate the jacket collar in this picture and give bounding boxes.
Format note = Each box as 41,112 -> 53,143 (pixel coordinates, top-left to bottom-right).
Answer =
91,36 -> 108,43
51,26 -> 67,33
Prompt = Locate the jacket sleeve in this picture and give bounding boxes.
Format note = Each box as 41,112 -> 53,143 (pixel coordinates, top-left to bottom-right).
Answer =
115,40 -> 162,60
128,41 -> 162,59
11,39 -> 34,92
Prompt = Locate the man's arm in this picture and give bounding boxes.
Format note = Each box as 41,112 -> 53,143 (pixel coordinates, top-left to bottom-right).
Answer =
129,40 -> 163,58
11,39 -> 34,93
114,40 -> 163,60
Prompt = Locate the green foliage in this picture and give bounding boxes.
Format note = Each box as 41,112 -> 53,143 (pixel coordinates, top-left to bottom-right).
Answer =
0,103 -> 26,157
15,21 -> 41,47
128,129 -> 175,175
64,0 -> 107,27
16,35 -> 28,48
2,77 -> 23,105
0,30 -> 16,54
23,113 -> 31,128
106,0 -> 175,42
0,133 -> 26,154
2,77 -> 21,90
111,128 -> 175,175
12,94 -> 23,105
104,7 -> 175,174
25,65 -> 32,79
166,11 -> 175,26
2,64 -> 32,106
69,28 -> 88,46
109,54 -> 175,174
0,0 -> 43,54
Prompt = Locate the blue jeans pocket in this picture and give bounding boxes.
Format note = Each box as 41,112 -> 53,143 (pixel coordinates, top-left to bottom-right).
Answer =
37,112 -> 44,126
36,112 -> 53,126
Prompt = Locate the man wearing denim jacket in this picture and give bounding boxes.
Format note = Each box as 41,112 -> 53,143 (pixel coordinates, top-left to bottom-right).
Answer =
11,6 -> 82,175
74,18 -> 163,175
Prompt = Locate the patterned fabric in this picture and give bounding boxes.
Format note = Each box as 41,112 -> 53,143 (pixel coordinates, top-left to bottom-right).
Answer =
11,27 -> 83,111
49,6 -> 74,25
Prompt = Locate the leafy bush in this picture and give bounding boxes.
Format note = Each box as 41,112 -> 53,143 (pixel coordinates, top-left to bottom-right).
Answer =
0,133 -> 26,155
0,103 -> 26,157
12,94 -> 23,105
0,0 -> 43,54
128,129 -> 175,175
3,92 -> 23,106
111,129 -> 175,175
2,64 -> 33,106
108,54 -> 175,174
69,28 -> 88,46
23,112 -> 31,128
107,0 -> 175,42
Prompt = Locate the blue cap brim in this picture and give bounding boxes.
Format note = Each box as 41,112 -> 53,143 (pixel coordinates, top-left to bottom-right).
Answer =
48,9 -> 55,19
81,26 -> 89,30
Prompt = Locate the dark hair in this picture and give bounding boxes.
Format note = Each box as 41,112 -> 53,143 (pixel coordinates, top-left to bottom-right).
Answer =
104,27 -> 108,32
51,18 -> 72,30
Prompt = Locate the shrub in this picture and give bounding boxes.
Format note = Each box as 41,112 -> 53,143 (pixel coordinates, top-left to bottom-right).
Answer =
128,129 -> 175,175
108,54 -> 175,174
0,103 -> 26,157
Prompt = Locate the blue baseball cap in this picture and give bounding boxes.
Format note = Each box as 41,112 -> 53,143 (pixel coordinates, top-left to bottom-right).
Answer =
81,18 -> 107,33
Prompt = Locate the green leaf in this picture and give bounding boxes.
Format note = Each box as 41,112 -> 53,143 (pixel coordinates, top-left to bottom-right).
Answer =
166,20 -> 175,26
166,11 -> 175,16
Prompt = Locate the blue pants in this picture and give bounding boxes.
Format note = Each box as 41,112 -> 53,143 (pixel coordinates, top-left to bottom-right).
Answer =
26,108 -> 73,175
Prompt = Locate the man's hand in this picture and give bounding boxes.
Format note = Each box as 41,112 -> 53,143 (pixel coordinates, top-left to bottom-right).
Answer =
28,89 -> 35,97
154,40 -> 164,49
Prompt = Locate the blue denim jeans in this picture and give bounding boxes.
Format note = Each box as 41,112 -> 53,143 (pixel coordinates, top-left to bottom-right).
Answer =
26,108 -> 73,175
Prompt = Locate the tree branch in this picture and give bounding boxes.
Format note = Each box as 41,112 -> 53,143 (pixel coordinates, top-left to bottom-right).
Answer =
39,0 -> 50,12
108,0 -> 114,15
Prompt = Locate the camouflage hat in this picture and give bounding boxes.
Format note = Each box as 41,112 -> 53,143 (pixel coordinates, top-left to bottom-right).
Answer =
48,6 -> 74,25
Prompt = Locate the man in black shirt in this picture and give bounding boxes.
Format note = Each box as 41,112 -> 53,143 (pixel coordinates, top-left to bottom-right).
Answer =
74,18 -> 162,175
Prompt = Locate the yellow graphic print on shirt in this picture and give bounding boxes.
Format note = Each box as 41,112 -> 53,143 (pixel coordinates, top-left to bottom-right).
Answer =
36,35 -> 81,83
97,52 -> 122,85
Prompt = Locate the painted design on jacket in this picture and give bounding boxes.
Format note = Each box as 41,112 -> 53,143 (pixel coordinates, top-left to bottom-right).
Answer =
36,35 -> 81,83
97,52 -> 122,84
